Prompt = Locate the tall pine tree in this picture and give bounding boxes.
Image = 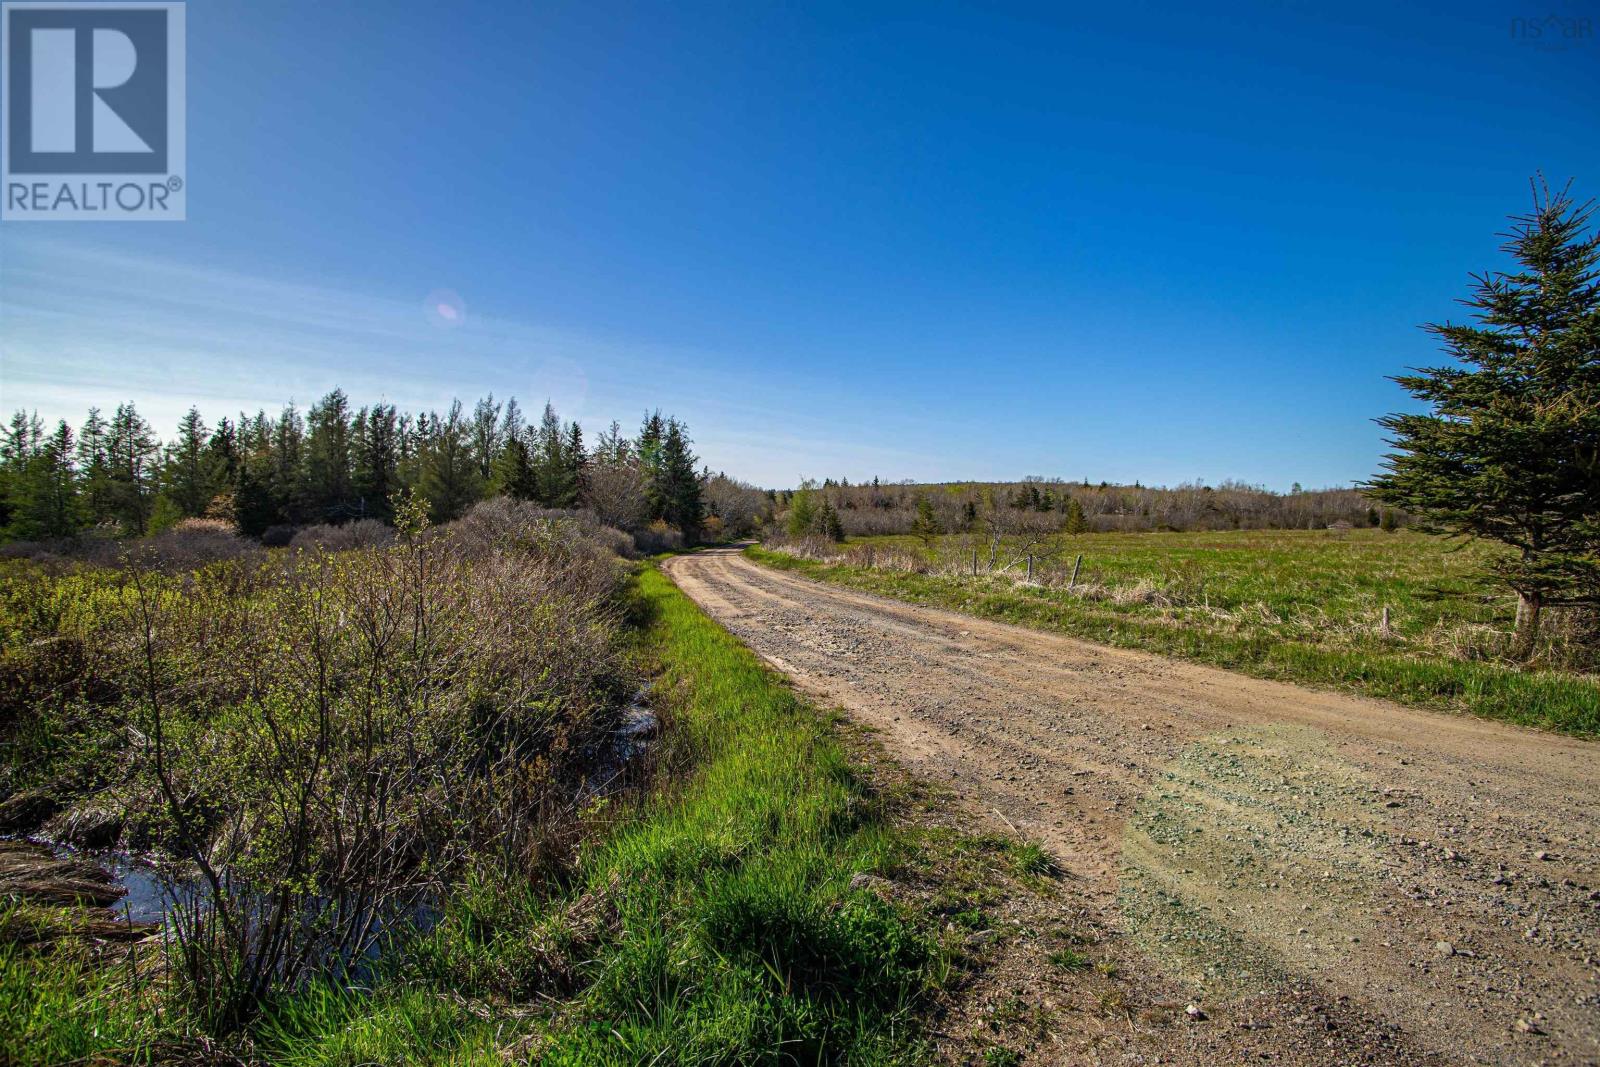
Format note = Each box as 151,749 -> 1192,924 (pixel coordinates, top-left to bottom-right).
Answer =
1368,180 -> 1600,656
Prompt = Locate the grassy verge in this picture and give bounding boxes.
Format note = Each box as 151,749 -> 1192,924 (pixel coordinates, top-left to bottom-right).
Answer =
3,563 -> 991,1064
746,545 -> 1600,737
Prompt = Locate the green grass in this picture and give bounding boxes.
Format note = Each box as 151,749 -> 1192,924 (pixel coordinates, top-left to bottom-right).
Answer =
0,902 -> 159,1064
748,530 -> 1600,737
1046,947 -> 1089,972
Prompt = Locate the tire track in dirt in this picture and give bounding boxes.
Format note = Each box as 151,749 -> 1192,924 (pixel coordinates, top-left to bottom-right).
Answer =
662,547 -> 1600,1065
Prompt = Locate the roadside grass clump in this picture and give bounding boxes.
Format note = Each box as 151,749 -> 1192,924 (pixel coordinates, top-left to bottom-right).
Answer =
1010,843 -> 1057,878
748,530 -> 1600,736
1047,947 -> 1089,972
982,1045 -> 1022,1067
531,565 -> 945,1063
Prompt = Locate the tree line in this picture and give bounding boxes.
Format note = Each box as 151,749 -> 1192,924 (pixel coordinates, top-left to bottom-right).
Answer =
0,392 -> 735,544
776,476 -> 1401,539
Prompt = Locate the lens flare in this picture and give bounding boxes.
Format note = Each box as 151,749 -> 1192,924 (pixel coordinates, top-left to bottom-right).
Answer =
423,288 -> 466,328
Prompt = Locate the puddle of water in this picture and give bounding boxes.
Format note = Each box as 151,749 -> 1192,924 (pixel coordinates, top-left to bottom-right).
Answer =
101,852 -> 190,923
578,694 -> 660,802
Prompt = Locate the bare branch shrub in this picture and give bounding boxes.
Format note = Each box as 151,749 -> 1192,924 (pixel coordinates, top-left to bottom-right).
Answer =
30,502 -> 632,1029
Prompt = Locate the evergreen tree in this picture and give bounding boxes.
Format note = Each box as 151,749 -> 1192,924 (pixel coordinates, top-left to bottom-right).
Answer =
655,418 -> 703,537
1367,181 -> 1600,656
301,389 -> 355,521
418,400 -> 484,522
7,421 -> 82,540
1063,496 -> 1088,535
74,408 -> 113,528
106,404 -> 159,534
271,405 -> 306,523
489,436 -> 539,500
0,412 -> 36,531
638,410 -> 665,514
234,456 -> 279,537
787,482 -> 818,537
563,421 -> 586,507
533,402 -> 568,506
163,408 -> 220,518
818,497 -> 845,542
353,404 -> 400,522
207,418 -> 240,490
2,410 -> 43,467
500,397 -> 525,450
470,394 -> 503,481
911,494 -> 943,547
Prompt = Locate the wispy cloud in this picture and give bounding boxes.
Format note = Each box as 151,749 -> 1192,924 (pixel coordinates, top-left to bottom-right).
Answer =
0,239 -> 927,485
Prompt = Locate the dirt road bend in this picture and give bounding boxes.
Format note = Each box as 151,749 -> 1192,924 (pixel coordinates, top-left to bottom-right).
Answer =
662,547 -> 1600,1065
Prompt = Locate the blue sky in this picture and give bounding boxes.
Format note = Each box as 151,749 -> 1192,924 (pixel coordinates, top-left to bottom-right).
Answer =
2,0 -> 1596,489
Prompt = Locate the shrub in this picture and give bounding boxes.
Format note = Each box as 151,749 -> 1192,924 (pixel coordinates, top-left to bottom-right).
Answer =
632,520 -> 685,555
260,525 -> 297,548
0,505 -> 633,1032
288,519 -> 394,552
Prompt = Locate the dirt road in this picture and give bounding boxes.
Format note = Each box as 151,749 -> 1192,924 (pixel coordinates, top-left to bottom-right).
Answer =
663,547 -> 1600,1065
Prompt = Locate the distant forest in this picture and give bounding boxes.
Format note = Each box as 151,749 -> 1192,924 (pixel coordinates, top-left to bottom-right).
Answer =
777,478 -> 1401,539
0,392 -> 771,546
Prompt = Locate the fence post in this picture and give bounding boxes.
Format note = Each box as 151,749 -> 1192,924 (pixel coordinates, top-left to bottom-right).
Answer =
1380,605 -> 1390,637
1069,553 -> 1083,590
1027,554 -> 1034,582
972,549 -> 978,577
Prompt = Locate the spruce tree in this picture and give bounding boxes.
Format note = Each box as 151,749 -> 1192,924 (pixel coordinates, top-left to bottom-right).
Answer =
564,421 -> 586,507
656,418 -> 703,538
234,457 -> 279,537
1063,496 -> 1088,535
638,411 -> 666,518
470,395 -> 504,481
163,408 -> 219,518
533,402 -> 568,506
787,482 -> 818,537
302,389 -> 355,521
106,404 -> 159,535
75,408 -> 113,528
489,437 -> 539,501
819,497 -> 845,542
271,405 -> 306,523
7,421 -> 82,540
1367,180 -> 1600,657
417,400 -> 484,522
911,494 -> 943,547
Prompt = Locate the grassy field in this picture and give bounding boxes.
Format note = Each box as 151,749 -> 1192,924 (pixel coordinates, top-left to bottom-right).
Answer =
4,563 -> 1055,1065
749,529 -> 1600,737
